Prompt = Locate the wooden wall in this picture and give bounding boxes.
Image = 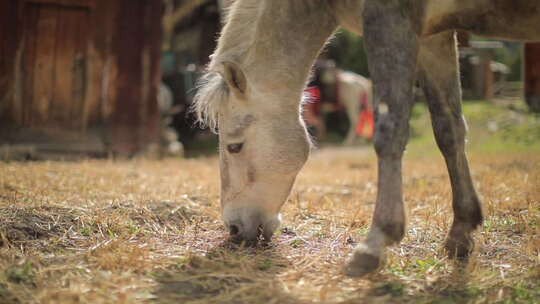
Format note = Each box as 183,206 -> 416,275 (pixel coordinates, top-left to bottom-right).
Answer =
525,43 -> 540,113
0,0 -> 162,157
110,0 -> 162,156
0,1 -> 21,125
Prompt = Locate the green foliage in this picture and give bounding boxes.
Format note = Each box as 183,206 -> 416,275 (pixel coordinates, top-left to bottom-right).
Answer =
407,99 -> 540,156
5,262 -> 35,286
509,281 -> 540,304
327,30 -> 369,77
508,53 -> 523,82
128,224 -> 141,235
414,258 -> 443,273
80,227 -> 92,236
356,227 -> 370,235
257,259 -> 273,271
312,230 -> 327,239
492,43 -> 523,82
471,39 -> 523,81
289,239 -> 305,248
370,281 -> 405,297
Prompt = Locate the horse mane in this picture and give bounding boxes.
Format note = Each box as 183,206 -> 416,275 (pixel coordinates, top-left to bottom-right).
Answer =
192,0 -> 262,132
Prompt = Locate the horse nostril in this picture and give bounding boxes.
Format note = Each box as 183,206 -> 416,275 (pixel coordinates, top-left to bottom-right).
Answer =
229,224 -> 240,236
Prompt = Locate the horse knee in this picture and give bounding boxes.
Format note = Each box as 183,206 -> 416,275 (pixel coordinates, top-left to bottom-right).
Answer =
373,112 -> 409,159
432,113 -> 467,156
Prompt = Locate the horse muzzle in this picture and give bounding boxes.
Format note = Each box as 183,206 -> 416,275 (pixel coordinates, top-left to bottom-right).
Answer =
223,206 -> 281,246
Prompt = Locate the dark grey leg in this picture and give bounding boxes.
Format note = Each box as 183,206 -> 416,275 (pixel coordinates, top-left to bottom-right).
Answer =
418,32 -> 483,259
344,0 -> 419,277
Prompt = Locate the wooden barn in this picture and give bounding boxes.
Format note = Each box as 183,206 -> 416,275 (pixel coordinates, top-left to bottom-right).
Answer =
0,0 -> 163,158
525,43 -> 540,112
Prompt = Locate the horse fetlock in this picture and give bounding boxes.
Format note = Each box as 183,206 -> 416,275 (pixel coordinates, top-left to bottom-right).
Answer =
344,243 -> 386,277
378,222 -> 405,245
445,223 -> 476,260
459,200 -> 484,230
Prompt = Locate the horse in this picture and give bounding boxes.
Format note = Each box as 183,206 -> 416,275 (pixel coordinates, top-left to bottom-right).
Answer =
325,68 -> 373,145
193,0 -> 540,277
305,61 -> 373,144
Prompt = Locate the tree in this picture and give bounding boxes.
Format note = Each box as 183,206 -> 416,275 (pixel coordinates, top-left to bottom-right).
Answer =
162,0 -> 211,51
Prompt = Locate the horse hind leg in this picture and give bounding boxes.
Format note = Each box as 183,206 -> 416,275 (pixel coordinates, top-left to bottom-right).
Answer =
418,32 -> 483,260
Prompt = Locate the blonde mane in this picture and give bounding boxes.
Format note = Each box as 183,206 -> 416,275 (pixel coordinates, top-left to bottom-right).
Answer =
192,0 -> 262,132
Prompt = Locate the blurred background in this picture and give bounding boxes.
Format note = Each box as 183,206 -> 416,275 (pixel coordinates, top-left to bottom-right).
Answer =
1,0 -> 539,160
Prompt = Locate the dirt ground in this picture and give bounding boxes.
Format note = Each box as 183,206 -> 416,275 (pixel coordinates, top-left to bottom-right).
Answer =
0,144 -> 539,303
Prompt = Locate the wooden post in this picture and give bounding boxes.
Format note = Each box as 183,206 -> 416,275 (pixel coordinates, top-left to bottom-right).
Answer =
525,43 -> 540,112
456,31 -> 470,48
484,51 -> 494,100
110,0 -> 162,157
0,1 -> 20,126
471,52 -> 491,100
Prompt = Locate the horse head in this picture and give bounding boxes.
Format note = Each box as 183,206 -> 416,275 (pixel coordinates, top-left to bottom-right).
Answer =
195,61 -> 311,244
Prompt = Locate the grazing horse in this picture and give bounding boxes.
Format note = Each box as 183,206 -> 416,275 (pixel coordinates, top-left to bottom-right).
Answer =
331,69 -> 373,144
193,0 -> 540,277
307,63 -> 373,144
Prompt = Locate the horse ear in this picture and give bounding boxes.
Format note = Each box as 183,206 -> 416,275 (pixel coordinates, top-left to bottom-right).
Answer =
220,61 -> 247,97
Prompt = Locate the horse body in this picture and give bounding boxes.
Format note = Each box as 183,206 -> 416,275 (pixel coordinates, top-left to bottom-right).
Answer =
335,0 -> 540,40
306,64 -> 373,143
334,70 -> 373,144
423,0 -> 540,40
194,0 -> 540,274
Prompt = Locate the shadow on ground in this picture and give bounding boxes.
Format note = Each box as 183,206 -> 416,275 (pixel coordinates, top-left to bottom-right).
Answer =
153,240 -> 307,304
151,241 -> 494,304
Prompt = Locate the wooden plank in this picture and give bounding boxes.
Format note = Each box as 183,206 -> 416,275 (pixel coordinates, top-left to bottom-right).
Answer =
1,0 -> 22,126
110,0 -> 144,156
31,4 -> 58,126
51,6 -> 76,125
83,0 -> 119,127
0,1 -> 17,111
524,43 -> 540,112
456,31 -> 470,48
73,8 -> 90,127
484,54 -> 494,100
22,3 -> 40,125
51,6 -> 88,127
25,0 -> 93,8
142,0 -> 163,148
80,4 -> 100,128
110,0 -> 162,156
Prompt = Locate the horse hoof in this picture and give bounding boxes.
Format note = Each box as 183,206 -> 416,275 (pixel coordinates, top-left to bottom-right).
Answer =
343,248 -> 385,277
444,234 -> 474,261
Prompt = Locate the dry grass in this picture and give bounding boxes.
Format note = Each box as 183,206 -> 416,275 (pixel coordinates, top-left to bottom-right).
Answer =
1,149 -> 539,303
1,102 -> 540,303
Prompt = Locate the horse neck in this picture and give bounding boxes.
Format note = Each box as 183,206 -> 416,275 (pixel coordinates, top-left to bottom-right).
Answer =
217,0 -> 339,100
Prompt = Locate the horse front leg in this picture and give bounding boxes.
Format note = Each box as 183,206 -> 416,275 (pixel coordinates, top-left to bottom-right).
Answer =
418,32 -> 483,260
344,1 -> 419,277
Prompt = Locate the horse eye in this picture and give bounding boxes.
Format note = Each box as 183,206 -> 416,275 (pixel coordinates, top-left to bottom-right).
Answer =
227,143 -> 244,154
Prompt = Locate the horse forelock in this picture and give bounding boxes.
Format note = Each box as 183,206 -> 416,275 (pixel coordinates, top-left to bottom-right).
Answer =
192,0 -> 262,133
192,72 -> 228,133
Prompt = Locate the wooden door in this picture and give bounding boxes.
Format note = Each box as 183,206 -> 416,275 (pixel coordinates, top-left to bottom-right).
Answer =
525,43 -> 540,112
22,2 -> 89,128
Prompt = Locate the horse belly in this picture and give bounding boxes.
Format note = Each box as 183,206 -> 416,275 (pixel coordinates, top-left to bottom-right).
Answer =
466,8 -> 540,41
424,0 -> 540,41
